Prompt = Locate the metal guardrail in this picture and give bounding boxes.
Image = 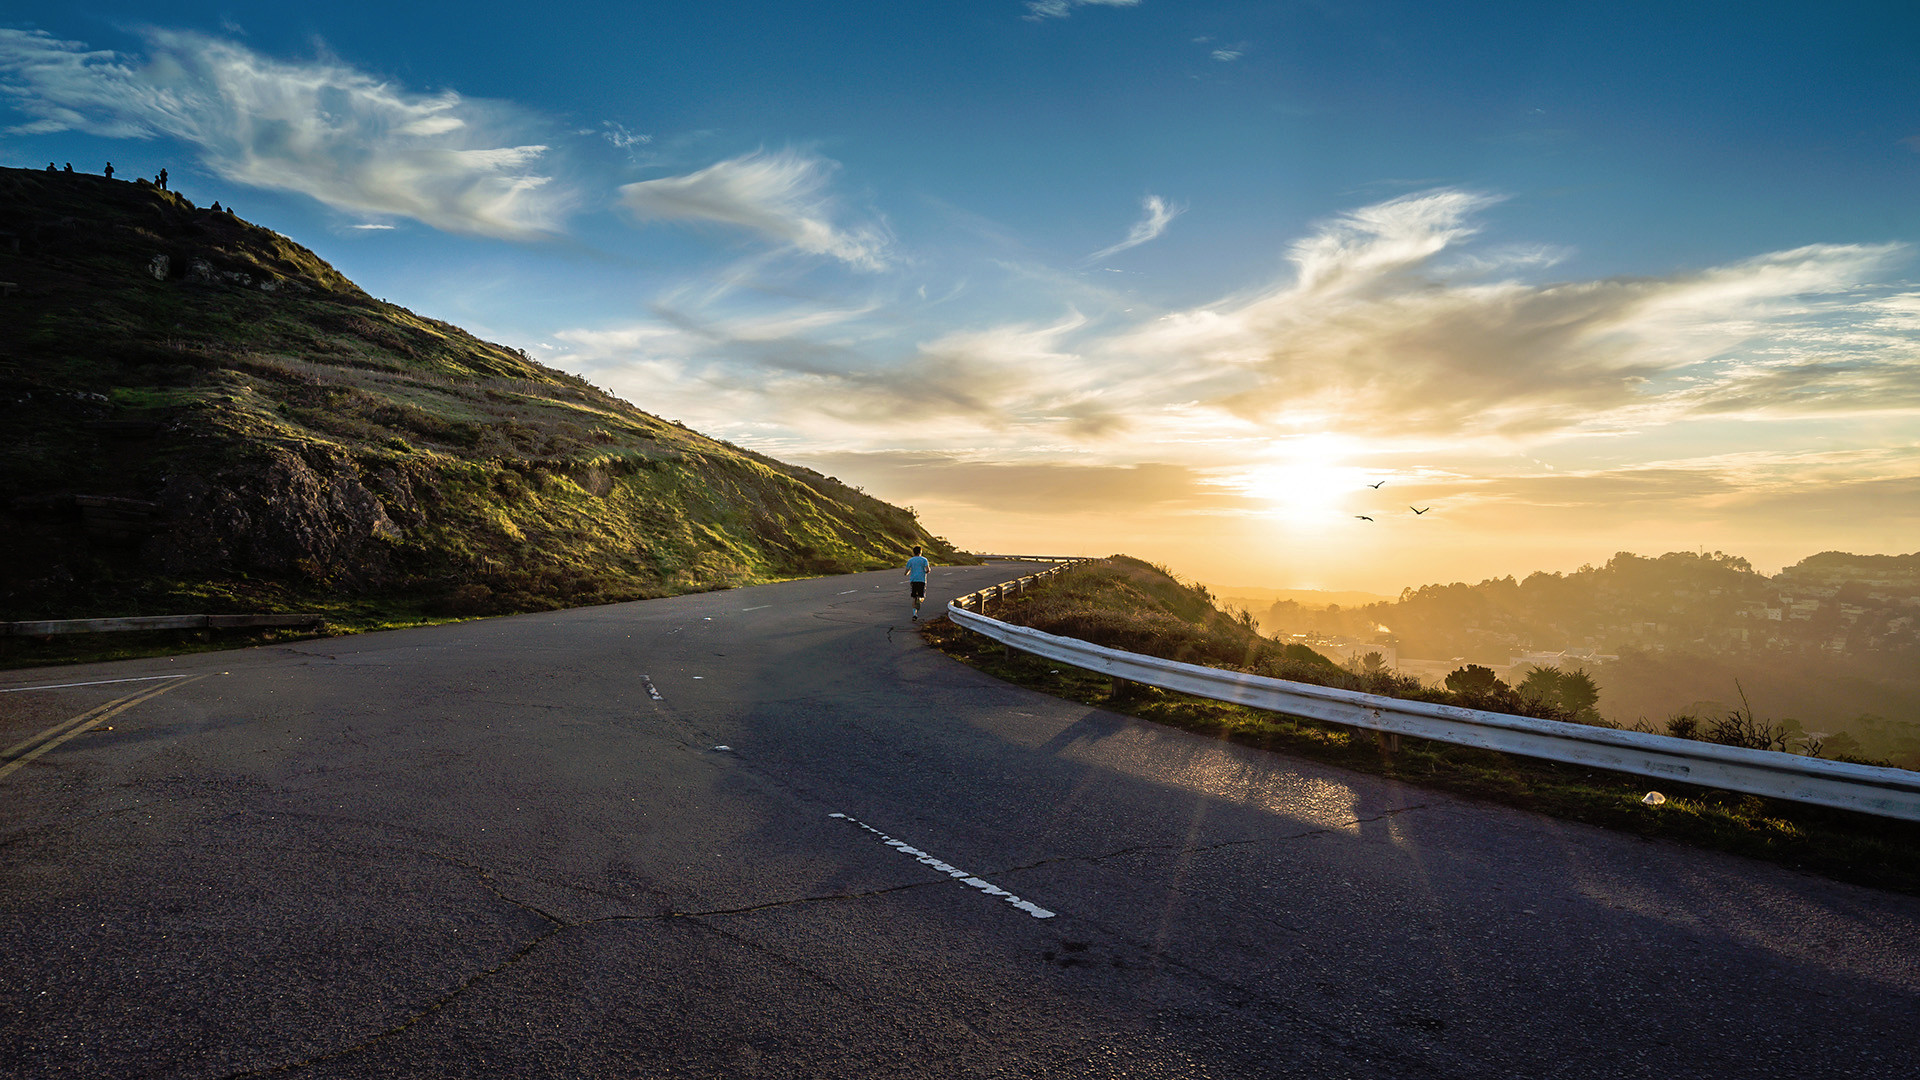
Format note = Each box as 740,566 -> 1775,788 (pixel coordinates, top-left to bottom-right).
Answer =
946,573 -> 1920,823
2,614 -> 323,636
950,560 -> 1090,612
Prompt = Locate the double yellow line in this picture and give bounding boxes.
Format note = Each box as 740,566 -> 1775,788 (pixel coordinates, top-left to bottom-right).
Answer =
0,674 -> 208,781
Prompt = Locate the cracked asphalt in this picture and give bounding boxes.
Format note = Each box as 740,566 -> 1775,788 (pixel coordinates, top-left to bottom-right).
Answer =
2,562 -> 1916,1078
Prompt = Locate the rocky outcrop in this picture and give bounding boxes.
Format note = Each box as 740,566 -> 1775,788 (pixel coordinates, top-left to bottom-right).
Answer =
150,449 -> 426,585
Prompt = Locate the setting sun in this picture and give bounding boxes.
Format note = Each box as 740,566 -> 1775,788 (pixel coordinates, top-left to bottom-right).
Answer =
1219,438 -> 1374,524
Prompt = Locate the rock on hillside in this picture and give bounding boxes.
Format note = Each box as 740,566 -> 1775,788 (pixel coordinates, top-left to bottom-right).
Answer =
0,165 -> 960,620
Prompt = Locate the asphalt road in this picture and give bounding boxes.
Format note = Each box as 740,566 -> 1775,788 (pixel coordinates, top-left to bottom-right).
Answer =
2,563 -> 1916,1079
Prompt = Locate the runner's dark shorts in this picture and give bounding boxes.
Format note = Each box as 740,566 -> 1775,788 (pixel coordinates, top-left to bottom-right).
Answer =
910,581 -> 926,598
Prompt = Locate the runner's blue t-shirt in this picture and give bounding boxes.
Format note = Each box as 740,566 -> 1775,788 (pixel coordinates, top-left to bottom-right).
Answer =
906,556 -> 930,582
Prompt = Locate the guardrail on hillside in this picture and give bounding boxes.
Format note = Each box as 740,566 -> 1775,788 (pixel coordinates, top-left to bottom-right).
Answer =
972,554 -> 1087,564
951,560 -> 1091,612
946,572 -> 1920,823
2,614 -> 324,636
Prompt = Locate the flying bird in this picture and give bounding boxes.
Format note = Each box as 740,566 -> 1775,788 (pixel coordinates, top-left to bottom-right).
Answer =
1411,506 -> 1430,515
1355,515 -> 1374,522
1366,481 -> 1385,489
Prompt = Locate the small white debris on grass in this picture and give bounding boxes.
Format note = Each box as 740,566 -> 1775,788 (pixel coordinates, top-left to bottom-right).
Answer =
712,745 -> 731,751
1642,791 -> 1667,806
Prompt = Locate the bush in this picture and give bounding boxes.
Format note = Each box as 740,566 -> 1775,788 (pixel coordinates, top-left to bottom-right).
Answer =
432,582 -> 493,616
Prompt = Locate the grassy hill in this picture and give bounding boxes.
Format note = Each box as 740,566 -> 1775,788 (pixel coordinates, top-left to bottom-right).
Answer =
0,166 -> 962,626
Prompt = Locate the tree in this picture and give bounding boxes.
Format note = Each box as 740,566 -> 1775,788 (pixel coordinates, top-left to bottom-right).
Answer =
1517,666 -> 1563,706
1444,664 -> 1502,696
1558,669 -> 1600,720
1357,651 -> 1388,676
1515,665 -> 1602,723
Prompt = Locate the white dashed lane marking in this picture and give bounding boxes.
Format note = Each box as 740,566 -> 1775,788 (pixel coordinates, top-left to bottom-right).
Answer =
742,605 -> 771,611
830,813 -> 1056,919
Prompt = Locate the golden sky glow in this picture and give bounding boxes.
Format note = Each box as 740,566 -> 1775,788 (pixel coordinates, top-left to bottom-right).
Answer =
10,11 -> 1914,593
585,192 -> 1919,592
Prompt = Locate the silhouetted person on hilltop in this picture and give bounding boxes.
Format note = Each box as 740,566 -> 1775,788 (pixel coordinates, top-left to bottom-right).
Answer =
158,168 -> 168,190
62,163 -> 73,173
46,163 -> 55,172
104,162 -> 114,179
210,201 -> 221,212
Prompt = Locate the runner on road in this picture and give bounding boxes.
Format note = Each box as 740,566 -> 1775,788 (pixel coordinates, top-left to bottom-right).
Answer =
904,545 -> 931,621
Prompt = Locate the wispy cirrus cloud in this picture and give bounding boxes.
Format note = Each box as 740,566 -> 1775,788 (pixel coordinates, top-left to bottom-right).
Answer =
556,187 -> 1916,465
541,186 -> 1916,583
552,305 -> 1110,441
600,121 -> 652,150
0,28 -> 566,238
618,149 -> 891,270
1024,0 -> 1141,21
1087,194 -> 1184,262
1107,189 -> 1911,439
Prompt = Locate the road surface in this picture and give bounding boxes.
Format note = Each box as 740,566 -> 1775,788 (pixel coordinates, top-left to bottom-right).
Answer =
2,563 -> 1915,1078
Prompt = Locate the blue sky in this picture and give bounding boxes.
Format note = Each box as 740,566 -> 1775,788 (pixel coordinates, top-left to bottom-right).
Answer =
4,1 -> 1918,590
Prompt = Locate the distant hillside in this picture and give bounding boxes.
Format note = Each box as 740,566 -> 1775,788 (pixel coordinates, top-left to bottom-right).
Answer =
1261,550 -> 1920,661
1214,587 -> 1392,614
0,166 -> 962,621
1258,548 -> 1920,758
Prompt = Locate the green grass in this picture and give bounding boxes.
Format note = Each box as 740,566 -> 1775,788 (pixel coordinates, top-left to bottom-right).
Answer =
1,625 -> 337,668
0,165 -> 973,632
923,559 -> 1920,895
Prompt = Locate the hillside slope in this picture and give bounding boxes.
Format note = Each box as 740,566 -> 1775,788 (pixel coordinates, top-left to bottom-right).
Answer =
0,166 -> 960,620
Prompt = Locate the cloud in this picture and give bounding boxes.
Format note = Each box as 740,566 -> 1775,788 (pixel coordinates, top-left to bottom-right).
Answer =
559,186 -> 1914,555
348,223 -> 396,230
1434,448 -> 1920,541
1087,194 -> 1184,262
1024,0 -> 1142,21
792,452 -> 1223,514
1105,189 -> 1911,439
618,149 -> 891,270
0,28 -> 565,238
601,121 -> 651,149
549,294 -> 1154,454
1211,49 -> 1243,62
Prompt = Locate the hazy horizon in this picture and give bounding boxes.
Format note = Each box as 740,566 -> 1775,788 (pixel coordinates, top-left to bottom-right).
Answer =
4,2 -> 1915,591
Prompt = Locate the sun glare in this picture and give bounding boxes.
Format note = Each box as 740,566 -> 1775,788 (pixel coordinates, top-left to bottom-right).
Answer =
1227,438 -> 1376,524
